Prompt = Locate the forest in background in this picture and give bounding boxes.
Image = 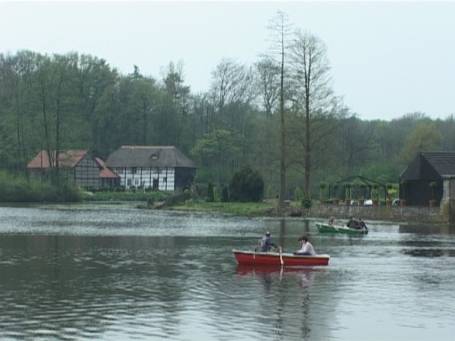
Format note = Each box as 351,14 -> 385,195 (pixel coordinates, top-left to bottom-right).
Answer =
0,14 -> 454,199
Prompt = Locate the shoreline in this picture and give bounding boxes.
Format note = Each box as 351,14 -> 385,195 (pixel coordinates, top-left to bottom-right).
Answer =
0,200 -> 449,224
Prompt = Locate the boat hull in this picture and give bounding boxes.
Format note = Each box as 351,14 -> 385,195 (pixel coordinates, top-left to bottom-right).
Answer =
233,250 -> 330,266
316,223 -> 368,234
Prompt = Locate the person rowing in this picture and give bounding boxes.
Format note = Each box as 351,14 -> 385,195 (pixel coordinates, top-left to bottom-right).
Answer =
359,218 -> 368,231
258,231 -> 278,252
347,216 -> 367,230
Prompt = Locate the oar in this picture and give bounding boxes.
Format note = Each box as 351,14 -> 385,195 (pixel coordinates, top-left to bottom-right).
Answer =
279,246 -> 284,266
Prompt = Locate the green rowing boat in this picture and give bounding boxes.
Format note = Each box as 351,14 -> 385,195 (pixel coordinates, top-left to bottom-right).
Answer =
316,223 -> 368,235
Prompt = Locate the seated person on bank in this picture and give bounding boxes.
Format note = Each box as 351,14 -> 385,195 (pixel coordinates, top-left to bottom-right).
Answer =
294,236 -> 316,256
259,231 -> 277,252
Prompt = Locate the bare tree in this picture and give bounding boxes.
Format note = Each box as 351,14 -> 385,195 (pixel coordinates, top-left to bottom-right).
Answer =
208,59 -> 254,136
53,54 -> 75,181
209,59 -> 254,112
267,10 -> 293,213
291,30 -> 338,198
36,56 -> 54,174
255,56 -> 280,117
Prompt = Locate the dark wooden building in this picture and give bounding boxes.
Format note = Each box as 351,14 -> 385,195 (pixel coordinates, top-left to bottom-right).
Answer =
106,145 -> 196,191
399,152 -> 455,206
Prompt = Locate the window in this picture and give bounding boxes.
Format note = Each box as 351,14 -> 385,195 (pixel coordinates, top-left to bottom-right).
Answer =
127,179 -> 132,186
132,167 -> 137,174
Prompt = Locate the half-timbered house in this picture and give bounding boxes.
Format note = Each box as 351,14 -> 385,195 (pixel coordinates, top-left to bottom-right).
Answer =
106,145 -> 196,191
95,157 -> 121,188
27,150 -> 105,189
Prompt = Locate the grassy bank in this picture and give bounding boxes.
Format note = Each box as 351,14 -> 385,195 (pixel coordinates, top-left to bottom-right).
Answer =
171,201 -> 276,216
82,190 -> 170,202
0,171 -> 81,202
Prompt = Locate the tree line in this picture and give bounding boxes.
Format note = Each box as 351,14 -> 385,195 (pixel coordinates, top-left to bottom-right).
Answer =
0,12 -> 454,200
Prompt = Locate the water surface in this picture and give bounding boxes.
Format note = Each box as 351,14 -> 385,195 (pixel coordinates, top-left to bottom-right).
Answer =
0,205 -> 454,340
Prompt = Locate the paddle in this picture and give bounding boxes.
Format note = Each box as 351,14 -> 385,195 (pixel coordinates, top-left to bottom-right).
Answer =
279,246 -> 284,266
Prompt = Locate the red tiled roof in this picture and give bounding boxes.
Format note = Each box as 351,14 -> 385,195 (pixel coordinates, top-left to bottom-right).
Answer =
27,150 -> 88,169
95,157 -> 120,179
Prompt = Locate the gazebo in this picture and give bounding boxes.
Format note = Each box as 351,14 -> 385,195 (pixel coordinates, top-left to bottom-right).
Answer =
321,176 -> 390,205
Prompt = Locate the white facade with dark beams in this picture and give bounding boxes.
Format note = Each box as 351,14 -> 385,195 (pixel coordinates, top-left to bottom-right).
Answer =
106,145 -> 196,191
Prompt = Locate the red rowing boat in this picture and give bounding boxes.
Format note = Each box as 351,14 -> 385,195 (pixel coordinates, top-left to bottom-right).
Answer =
233,249 -> 330,266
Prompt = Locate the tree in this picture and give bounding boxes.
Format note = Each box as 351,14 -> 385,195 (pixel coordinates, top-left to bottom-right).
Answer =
255,56 -> 280,117
191,129 -> 241,184
209,59 -> 254,112
267,10 -> 293,212
229,167 -> 264,202
400,122 -> 442,163
76,54 -> 117,154
340,116 -> 377,173
290,30 -> 339,198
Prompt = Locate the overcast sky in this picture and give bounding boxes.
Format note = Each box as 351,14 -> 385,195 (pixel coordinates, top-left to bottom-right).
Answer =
1,1 -> 454,120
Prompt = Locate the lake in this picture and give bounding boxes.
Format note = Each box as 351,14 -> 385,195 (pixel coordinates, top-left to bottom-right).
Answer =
0,204 -> 454,340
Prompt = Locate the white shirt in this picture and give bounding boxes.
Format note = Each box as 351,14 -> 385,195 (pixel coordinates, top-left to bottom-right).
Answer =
297,241 -> 316,255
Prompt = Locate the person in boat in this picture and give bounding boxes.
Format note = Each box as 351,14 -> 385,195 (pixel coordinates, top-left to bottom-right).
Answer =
259,231 -> 277,252
328,217 -> 335,225
294,236 -> 316,256
359,218 -> 368,231
347,216 -> 356,228
347,216 -> 362,229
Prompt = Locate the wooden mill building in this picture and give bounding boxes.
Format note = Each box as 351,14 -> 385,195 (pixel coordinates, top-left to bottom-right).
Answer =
27,150 -> 119,189
399,152 -> 455,206
106,145 -> 196,191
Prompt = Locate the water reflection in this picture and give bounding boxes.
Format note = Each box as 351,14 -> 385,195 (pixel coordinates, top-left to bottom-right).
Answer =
236,265 -> 318,288
0,235 -> 191,339
398,225 -> 455,258
234,264 -> 333,340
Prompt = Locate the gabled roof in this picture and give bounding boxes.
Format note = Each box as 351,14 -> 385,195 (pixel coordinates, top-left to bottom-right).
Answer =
421,152 -> 455,177
95,157 -> 120,179
106,145 -> 196,168
27,150 -> 88,169
400,151 -> 455,181
333,175 -> 386,187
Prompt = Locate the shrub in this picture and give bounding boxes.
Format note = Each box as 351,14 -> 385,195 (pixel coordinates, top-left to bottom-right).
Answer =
0,171 -> 81,202
221,185 -> 229,202
302,197 -> 312,209
229,167 -> 264,202
294,187 -> 304,202
207,182 -> 215,202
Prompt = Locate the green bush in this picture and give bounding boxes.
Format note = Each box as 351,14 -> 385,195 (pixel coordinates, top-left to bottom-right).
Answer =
301,197 -> 312,209
0,171 -> 81,202
294,187 -> 304,202
229,167 -> 264,202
